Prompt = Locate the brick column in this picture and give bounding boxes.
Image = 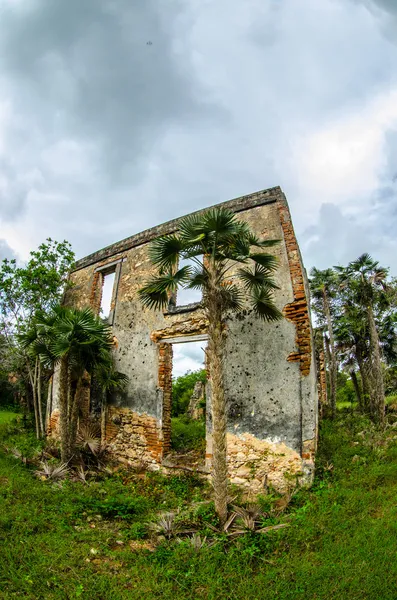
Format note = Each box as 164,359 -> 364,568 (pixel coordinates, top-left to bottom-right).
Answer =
277,198 -> 312,376
158,342 -> 173,456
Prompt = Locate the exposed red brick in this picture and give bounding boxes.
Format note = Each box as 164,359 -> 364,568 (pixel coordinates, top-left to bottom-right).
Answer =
277,198 -> 312,376
158,343 -> 173,456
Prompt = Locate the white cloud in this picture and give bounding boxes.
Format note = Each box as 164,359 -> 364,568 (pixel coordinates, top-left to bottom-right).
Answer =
290,88 -> 397,218
173,341 -> 206,379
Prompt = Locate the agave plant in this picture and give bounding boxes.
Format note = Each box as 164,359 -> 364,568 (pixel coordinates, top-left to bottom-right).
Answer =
149,512 -> 180,540
230,504 -> 266,533
216,504 -> 289,538
177,533 -> 216,550
35,461 -> 69,481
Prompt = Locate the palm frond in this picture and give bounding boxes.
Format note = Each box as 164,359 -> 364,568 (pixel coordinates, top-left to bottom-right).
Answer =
76,423 -> 101,455
200,208 -> 240,237
35,461 -> 69,481
138,266 -> 192,310
251,288 -> 282,322
247,234 -> 280,249
178,213 -> 207,243
138,288 -> 169,311
219,283 -> 245,312
149,235 -> 184,271
186,267 -> 208,291
249,253 -> 279,271
238,264 -> 280,292
222,235 -> 251,261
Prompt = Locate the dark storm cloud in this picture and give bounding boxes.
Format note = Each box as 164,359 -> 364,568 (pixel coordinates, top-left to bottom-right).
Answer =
0,0 -> 397,283
1,0 -> 209,167
368,0 -> 397,13
0,0 -> 219,222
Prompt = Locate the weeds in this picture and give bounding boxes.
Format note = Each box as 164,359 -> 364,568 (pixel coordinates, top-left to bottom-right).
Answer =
35,461 -> 69,481
1,412 -> 397,599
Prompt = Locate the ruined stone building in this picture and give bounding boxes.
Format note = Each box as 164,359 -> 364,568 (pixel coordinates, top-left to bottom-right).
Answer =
54,186 -> 318,494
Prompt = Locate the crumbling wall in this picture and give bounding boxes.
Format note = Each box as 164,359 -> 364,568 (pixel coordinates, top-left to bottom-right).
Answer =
54,186 -> 318,492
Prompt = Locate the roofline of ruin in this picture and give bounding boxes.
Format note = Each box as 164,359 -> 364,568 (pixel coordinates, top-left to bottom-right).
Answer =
72,185 -> 284,272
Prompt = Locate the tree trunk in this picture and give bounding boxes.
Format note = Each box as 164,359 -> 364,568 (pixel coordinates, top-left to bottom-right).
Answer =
37,360 -> 44,437
28,358 -> 40,439
350,369 -> 362,411
323,291 -> 337,419
367,304 -> 385,425
356,344 -> 371,415
59,355 -> 71,463
324,335 -> 333,416
206,263 -> 228,525
69,376 -> 83,456
101,393 -> 107,446
45,376 -> 53,435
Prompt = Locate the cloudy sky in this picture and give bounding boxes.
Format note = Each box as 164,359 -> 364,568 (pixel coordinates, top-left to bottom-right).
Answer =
1,0 -> 397,373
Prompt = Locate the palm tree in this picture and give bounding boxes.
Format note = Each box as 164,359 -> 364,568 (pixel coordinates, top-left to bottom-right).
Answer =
337,254 -> 388,425
334,305 -> 370,413
138,208 -> 282,524
309,268 -> 338,418
22,305 -> 114,461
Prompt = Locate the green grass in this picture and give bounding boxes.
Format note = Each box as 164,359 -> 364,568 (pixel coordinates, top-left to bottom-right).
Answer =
0,410 -> 19,424
1,414 -> 397,599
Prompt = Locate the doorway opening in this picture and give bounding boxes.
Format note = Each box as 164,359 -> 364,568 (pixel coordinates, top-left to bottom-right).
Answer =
165,337 -> 208,468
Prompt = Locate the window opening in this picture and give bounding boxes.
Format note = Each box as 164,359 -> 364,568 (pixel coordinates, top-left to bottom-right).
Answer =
169,339 -> 208,467
100,271 -> 116,319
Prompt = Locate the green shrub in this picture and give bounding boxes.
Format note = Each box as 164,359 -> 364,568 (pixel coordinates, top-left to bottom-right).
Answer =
172,369 -> 206,417
385,394 -> 397,406
170,416 -> 205,451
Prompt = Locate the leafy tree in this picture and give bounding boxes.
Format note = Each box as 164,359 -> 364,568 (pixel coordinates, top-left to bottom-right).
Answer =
0,239 -> 75,436
172,369 -> 207,417
138,207 -> 282,523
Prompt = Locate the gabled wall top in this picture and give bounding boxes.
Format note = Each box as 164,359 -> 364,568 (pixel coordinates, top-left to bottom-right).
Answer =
73,186 -> 284,272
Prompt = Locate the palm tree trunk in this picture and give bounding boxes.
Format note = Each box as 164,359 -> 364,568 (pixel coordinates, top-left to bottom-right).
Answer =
101,392 -> 107,446
206,264 -> 228,525
323,291 -> 337,419
59,355 -> 71,462
324,335 -> 333,416
355,344 -> 370,414
367,304 -> 385,425
45,376 -> 53,434
69,376 -> 84,457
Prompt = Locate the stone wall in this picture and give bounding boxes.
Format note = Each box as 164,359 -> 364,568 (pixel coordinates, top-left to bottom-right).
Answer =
53,186 -> 318,494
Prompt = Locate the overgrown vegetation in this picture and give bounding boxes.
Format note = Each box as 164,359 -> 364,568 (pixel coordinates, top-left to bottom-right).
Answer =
170,369 -> 207,453
172,369 -> 206,417
1,411 -> 397,599
171,415 -> 206,452
310,255 -> 397,424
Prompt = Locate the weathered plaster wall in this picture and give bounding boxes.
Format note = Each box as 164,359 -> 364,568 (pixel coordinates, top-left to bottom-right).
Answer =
55,186 -> 318,492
